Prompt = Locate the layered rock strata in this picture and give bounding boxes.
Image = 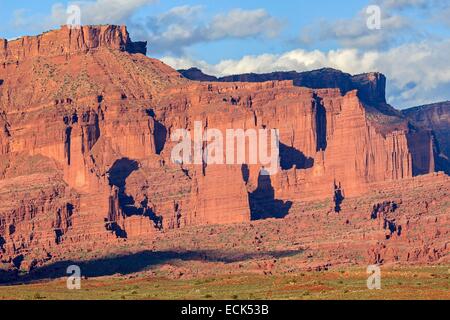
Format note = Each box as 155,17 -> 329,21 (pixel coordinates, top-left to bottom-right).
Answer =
0,26 -> 446,271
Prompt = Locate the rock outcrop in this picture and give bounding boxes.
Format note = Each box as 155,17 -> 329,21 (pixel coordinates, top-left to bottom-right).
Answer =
0,26 -> 447,271
0,25 -> 146,64
403,101 -> 450,174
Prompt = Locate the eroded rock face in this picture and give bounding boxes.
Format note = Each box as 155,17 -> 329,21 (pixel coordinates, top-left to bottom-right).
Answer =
403,101 -> 450,174
0,169 -> 79,269
0,25 -> 446,270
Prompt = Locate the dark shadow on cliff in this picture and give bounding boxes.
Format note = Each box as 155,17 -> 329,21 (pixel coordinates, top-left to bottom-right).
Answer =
107,158 -> 163,232
0,249 -> 304,285
314,94 -> 327,151
435,154 -> 450,175
333,181 -> 345,213
249,173 -> 292,220
432,132 -> 450,175
108,158 -> 139,190
241,164 -> 250,184
145,108 -> 167,155
279,143 -> 314,170
108,158 -> 139,215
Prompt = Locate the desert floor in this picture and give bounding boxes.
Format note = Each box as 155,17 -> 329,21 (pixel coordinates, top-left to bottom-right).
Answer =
1,265 -> 448,300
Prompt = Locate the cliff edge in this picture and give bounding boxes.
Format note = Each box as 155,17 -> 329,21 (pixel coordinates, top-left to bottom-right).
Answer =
0,25 -> 147,64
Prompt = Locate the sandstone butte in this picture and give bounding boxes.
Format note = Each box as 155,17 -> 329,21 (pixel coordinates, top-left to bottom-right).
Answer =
0,25 -> 448,275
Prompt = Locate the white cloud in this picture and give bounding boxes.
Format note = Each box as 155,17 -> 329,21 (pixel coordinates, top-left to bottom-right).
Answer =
377,40 -> 450,106
133,7 -> 283,54
208,9 -> 282,39
158,5 -> 204,23
163,49 -> 378,77
52,0 -> 156,25
299,0 -> 450,50
299,7 -> 413,49
12,0 -> 156,31
163,40 -> 450,109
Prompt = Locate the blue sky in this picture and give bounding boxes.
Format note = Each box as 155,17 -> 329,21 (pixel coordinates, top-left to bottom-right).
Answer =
1,0 -> 450,108
0,0 -> 366,61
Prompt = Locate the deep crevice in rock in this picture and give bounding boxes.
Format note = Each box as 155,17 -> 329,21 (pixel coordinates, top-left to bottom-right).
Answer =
64,127 -> 72,165
0,236 -> 5,252
154,121 -> 167,155
81,111 -> 100,155
241,164 -> 250,184
146,109 -> 167,155
333,181 -> 345,213
106,187 -> 127,238
314,94 -> 327,152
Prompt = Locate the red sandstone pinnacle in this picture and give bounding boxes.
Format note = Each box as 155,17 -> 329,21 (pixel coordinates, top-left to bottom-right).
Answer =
0,25 -> 448,271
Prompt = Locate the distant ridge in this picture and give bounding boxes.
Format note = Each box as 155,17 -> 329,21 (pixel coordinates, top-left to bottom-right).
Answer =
178,67 -> 387,106
403,101 -> 450,174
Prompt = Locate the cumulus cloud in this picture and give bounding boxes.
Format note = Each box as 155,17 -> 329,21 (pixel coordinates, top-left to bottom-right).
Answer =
299,0 -> 450,50
12,0 -> 156,31
299,5 -> 417,50
300,12 -> 411,49
51,0 -> 157,25
132,6 -> 283,54
163,49 -> 378,77
208,9 -> 282,39
163,40 -> 450,109
377,40 -> 450,107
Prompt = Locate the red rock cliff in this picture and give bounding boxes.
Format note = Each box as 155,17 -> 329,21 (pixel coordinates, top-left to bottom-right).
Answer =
0,25 -> 146,64
0,26 -> 442,269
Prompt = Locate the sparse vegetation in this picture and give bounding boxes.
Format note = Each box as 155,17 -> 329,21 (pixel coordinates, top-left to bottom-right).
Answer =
1,266 -> 448,300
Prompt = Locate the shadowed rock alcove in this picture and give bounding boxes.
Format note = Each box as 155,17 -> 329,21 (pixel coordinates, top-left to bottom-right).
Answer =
146,109 -> 168,155
279,143 -> 314,170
